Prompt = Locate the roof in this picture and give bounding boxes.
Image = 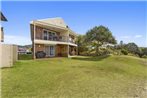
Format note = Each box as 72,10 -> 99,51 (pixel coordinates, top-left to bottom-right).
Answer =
0,12 -> 7,21
31,17 -> 78,36
37,17 -> 67,28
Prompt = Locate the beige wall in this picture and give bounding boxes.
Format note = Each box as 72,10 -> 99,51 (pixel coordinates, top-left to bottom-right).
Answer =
0,44 -> 18,68
0,27 -> 4,42
35,44 -> 45,52
0,30 -> 1,42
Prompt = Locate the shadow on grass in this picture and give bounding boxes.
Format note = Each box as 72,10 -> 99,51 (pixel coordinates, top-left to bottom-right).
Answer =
72,55 -> 110,61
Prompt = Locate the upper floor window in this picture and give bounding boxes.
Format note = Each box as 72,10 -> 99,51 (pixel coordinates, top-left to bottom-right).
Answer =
43,30 -> 56,41
44,30 -> 48,40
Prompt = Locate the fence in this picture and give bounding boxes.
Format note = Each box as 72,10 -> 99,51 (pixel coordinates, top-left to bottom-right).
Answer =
0,44 -> 18,68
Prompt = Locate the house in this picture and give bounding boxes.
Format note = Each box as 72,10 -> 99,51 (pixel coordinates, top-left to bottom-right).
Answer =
18,45 -> 32,54
0,12 -> 7,42
30,17 -> 78,59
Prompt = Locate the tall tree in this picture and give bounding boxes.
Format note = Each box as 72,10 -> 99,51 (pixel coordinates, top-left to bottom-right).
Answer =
85,25 -> 116,55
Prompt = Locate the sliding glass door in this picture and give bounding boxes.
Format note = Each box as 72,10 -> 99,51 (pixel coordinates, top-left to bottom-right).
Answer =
50,46 -> 55,57
45,45 -> 55,57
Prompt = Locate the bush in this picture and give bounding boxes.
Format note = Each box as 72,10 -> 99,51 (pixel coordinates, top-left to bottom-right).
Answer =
141,55 -> 147,58
35,51 -> 46,58
121,49 -> 128,55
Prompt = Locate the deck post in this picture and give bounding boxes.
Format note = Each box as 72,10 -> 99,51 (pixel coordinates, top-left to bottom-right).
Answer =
67,45 -> 69,57
67,30 -> 70,57
33,22 -> 36,59
76,46 -> 78,55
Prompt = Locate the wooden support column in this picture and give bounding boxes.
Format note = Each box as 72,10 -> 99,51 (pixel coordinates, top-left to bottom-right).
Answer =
76,46 -> 78,55
67,30 -> 69,57
33,22 -> 36,59
67,45 -> 69,57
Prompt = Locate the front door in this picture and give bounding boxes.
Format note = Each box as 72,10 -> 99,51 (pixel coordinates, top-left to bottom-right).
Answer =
45,45 -> 55,57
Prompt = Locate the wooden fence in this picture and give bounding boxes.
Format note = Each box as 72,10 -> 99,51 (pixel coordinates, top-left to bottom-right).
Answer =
0,44 -> 18,68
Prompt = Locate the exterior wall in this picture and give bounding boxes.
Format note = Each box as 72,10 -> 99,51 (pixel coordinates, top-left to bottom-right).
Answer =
35,26 -> 61,40
0,27 -> 4,42
35,44 -> 45,52
56,44 -> 68,57
0,44 -> 18,68
34,44 -> 68,58
35,26 -> 43,39
0,29 -> 1,42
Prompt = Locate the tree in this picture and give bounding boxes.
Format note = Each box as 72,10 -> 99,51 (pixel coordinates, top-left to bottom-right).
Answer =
76,35 -> 88,55
125,43 -> 140,54
85,25 -> 117,55
142,48 -> 147,55
138,48 -> 147,58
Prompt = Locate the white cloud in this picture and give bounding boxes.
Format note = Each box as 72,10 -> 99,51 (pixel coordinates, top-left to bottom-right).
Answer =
134,35 -> 142,38
120,36 -> 131,39
4,35 -> 31,45
121,35 -> 143,39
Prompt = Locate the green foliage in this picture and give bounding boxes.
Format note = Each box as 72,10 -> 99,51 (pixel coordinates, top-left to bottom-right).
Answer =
121,49 -> 128,55
76,35 -> 88,55
141,48 -> 147,55
125,43 -> 140,54
85,25 -> 116,44
142,55 -> 147,58
136,48 -> 147,58
85,25 -> 116,55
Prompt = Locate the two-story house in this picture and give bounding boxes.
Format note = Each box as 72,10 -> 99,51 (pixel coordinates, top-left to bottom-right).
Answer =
30,17 -> 78,59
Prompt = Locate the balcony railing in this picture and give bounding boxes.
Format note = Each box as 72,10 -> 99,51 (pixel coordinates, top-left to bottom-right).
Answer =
35,35 -> 76,44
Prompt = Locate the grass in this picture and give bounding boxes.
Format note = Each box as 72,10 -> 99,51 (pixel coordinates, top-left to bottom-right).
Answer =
18,54 -> 32,60
2,55 -> 147,98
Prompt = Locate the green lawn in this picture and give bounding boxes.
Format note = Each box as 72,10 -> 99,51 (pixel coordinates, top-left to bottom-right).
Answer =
18,54 -> 32,60
2,55 -> 147,98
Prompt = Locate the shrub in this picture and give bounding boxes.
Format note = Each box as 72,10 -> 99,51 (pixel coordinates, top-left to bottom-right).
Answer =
121,49 -> 128,55
142,55 -> 147,58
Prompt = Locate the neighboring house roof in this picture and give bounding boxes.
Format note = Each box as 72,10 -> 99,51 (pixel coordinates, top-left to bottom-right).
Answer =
0,12 -> 7,21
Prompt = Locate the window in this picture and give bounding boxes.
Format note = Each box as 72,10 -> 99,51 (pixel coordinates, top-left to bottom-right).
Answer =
43,30 -> 56,41
44,30 -> 48,40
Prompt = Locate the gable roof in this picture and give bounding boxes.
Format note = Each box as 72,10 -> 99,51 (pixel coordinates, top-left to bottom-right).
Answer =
31,17 -> 78,36
37,17 -> 67,28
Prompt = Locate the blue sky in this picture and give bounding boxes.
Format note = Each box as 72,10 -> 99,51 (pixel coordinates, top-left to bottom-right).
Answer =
1,1 -> 147,47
